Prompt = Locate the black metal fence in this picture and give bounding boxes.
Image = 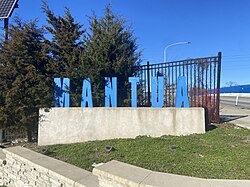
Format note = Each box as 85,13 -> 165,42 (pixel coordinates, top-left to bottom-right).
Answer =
137,52 -> 222,123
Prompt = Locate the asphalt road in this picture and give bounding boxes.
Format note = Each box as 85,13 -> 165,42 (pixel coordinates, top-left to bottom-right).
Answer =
220,96 -> 250,109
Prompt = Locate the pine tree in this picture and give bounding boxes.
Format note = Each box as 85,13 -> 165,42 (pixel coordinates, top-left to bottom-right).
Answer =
86,5 -> 141,106
42,2 -> 86,106
0,18 -> 52,141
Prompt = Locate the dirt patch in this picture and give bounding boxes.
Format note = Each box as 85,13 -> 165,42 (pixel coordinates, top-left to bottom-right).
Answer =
214,123 -> 240,130
242,136 -> 250,144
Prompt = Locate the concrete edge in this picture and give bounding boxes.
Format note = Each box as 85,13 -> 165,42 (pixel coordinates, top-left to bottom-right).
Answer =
0,148 -> 6,161
40,107 -> 205,111
93,160 -> 152,186
94,160 -> 250,187
233,123 -> 250,130
3,146 -> 99,187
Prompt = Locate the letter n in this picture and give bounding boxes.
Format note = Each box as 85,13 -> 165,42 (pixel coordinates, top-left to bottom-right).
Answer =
54,78 -> 70,107
105,77 -> 117,107
175,76 -> 189,108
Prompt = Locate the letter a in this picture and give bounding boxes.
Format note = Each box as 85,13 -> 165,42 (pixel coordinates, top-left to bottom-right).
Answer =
81,78 -> 93,107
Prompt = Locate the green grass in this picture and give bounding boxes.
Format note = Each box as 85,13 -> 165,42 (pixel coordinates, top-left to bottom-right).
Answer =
33,124 -> 250,179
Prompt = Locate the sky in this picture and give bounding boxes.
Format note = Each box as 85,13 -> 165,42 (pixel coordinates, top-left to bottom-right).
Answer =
1,0 -> 250,86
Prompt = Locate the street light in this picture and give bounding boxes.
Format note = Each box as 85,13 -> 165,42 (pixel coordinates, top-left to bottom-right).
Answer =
163,41 -> 191,107
163,41 -> 191,62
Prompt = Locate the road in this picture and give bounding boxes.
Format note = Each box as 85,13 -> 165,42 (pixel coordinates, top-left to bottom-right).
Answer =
220,96 -> 250,109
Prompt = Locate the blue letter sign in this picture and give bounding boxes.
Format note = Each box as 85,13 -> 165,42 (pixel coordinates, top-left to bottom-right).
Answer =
176,76 -> 189,108
53,76 -> 190,108
105,77 -> 117,107
129,77 -> 139,107
54,78 -> 70,107
81,78 -> 93,107
151,76 -> 164,108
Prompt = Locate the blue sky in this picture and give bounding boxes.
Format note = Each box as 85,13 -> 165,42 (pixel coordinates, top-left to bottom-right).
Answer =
1,0 -> 250,86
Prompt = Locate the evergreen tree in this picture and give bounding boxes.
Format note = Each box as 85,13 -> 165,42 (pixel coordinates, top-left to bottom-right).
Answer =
86,5 -> 141,106
0,19 -> 52,141
42,2 -> 86,106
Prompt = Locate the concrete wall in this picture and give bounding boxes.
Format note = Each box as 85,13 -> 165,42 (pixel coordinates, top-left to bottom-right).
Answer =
0,148 -> 5,186
93,160 -> 250,187
38,107 -> 205,146
0,147 -> 249,187
0,146 -> 98,187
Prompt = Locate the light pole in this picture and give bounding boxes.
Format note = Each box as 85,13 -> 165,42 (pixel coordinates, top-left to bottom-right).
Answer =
163,41 -> 191,62
163,41 -> 191,107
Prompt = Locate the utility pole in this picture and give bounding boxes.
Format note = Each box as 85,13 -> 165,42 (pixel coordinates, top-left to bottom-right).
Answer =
4,18 -> 9,40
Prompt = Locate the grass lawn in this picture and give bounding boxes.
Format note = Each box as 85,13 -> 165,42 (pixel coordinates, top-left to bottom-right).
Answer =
31,123 -> 250,179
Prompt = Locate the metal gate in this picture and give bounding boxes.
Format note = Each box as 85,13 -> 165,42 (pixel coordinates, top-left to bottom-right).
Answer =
137,52 -> 222,123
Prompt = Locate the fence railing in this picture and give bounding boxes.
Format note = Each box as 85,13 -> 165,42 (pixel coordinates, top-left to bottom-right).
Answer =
137,52 -> 222,123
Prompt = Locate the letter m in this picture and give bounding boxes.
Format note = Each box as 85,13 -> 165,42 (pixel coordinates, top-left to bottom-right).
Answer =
54,78 -> 70,107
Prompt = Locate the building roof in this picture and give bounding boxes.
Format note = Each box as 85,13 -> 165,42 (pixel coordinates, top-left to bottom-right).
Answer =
0,0 -> 18,19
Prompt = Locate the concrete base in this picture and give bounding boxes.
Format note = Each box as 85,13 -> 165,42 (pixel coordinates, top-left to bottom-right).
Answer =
38,107 -> 205,146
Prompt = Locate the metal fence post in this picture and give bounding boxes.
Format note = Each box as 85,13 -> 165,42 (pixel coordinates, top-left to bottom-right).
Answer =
216,52 -> 222,123
147,61 -> 151,106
